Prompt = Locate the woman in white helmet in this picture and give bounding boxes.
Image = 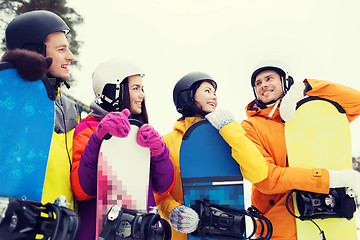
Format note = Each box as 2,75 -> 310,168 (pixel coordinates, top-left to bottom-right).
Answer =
70,59 -> 174,240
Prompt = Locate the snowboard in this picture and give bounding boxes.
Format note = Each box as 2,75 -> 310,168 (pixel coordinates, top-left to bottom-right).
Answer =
285,96 -> 358,240
96,119 -> 151,237
0,62 -> 55,201
180,119 -> 245,240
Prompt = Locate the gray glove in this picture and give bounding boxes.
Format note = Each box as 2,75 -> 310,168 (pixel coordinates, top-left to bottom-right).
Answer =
205,109 -> 235,130
169,205 -> 199,233
280,81 -> 307,122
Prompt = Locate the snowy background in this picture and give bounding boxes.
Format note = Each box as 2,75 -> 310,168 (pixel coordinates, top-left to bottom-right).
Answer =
66,0 -> 360,236
67,0 -> 360,156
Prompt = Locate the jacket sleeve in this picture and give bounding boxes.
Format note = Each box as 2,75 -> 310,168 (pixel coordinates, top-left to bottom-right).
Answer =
219,121 -> 268,183
154,192 -> 182,221
306,79 -> 360,122
71,124 -> 101,201
154,132 -> 183,221
150,144 -> 175,195
150,144 -> 175,194
241,120 -> 330,195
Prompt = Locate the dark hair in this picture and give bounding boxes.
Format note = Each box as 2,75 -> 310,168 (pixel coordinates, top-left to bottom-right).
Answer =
180,80 -> 216,119
120,78 -> 148,124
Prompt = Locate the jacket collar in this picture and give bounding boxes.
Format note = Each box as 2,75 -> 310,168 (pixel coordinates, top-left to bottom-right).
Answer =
173,116 -> 203,135
246,99 -> 283,122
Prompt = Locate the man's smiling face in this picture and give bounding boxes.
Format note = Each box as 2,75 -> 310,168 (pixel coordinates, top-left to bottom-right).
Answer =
254,70 -> 283,104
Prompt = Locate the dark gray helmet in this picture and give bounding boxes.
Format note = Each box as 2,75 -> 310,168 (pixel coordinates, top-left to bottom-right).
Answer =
5,10 -> 70,56
173,71 -> 217,114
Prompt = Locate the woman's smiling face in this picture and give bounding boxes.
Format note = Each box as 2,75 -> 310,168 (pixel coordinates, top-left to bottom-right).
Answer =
194,81 -> 217,113
128,75 -> 146,114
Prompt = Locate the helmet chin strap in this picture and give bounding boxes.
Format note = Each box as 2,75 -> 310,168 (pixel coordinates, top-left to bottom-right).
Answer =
253,75 -> 285,114
268,99 -> 281,118
111,82 -> 121,111
255,98 -> 281,118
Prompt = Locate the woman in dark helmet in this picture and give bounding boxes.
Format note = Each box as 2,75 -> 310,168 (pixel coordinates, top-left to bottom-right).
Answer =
70,59 -> 174,240
154,71 -> 268,240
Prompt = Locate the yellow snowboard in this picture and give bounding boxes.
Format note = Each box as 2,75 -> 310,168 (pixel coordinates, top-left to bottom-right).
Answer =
285,96 -> 358,240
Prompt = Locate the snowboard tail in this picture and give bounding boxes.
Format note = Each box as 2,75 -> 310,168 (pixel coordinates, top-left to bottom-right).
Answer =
182,176 -> 244,210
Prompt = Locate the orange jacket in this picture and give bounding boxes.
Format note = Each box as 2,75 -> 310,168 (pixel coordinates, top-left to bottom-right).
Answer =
241,78 -> 360,239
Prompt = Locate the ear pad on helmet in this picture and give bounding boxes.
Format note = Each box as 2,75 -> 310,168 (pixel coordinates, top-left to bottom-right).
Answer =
285,76 -> 294,91
100,83 -> 124,111
177,89 -> 194,113
101,83 -> 124,101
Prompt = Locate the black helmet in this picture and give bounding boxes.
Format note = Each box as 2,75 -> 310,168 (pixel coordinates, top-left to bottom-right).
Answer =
173,71 -> 217,115
5,10 -> 70,56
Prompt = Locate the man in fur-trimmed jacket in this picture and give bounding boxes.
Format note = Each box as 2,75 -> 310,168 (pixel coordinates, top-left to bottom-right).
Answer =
3,10 -> 80,210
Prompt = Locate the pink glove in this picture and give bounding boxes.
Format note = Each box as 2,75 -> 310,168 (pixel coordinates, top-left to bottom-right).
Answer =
95,109 -> 131,140
136,124 -> 165,157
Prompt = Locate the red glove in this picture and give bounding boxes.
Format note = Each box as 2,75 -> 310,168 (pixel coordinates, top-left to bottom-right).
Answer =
95,109 -> 131,140
136,124 -> 165,157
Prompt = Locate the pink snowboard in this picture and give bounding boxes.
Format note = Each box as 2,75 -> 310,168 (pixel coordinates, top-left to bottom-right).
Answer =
96,120 -> 150,238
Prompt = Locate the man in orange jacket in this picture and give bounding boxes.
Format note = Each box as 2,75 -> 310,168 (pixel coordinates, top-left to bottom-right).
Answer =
241,65 -> 360,239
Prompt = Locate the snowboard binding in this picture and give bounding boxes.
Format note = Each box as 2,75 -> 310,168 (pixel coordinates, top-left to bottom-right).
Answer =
286,188 -> 356,221
0,196 -> 80,240
285,188 -> 356,240
190,199 -> 273,240
99,205 -> 171,240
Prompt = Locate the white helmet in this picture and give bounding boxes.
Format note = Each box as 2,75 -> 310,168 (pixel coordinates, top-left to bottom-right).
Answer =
92,59 -> 144,111
250,62 -> 294,108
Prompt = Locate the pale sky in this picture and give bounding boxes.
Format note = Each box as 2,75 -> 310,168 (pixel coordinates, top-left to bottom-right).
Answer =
67,0 -> 360,156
